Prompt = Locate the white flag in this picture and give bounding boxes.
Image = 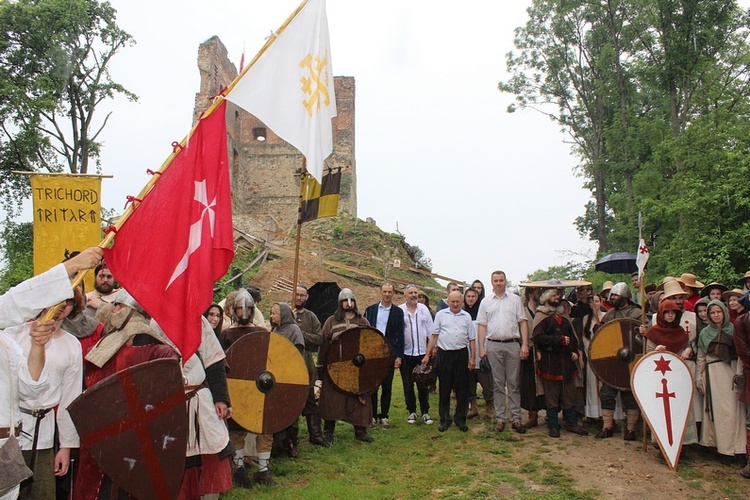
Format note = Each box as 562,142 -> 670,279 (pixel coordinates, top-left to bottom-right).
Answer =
226,0 -> 336,183
636,237 -> 649,278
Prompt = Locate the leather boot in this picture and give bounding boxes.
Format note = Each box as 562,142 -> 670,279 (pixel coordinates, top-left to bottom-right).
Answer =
467,398 -> 479,419
525,410 -> 538,428
354,426 -> 374,443
323,420 -> 336,446
307,414 -> 330,447
595,409 -> 615,439
624,409 -> 640,441
254,470 -> 278,487
742,431 -> 750,479
484,401 -> 495,420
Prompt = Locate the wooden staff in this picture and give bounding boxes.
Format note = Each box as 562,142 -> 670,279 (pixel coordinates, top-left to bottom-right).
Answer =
640,271 -> 649,452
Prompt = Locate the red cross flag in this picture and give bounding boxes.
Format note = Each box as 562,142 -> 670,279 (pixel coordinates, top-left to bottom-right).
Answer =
636,238 -> 649,278
631,351 -> 694,470
104,102 -> 234,362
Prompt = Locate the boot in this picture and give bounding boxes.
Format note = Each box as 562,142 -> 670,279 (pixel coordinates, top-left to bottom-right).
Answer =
563,407 -> 588,435
624,409 -> 639,441
354,425 -> 374,443
547,407 -> 560,438
307,414 -> 330,447
233,465 -> 252,489
484,400 -> 495,420
742,431 -> 750,479
467,398 -> 479,419
595,409 -> 614,439
254,470 -> 278,487
323,420 -> 336,446
525,410 -> 539,428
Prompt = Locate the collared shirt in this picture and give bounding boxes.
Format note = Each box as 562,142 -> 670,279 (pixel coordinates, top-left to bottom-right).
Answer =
400,302 -> 434,356
376,302 -> 391,334
432,308 -> 476,350
477,291 -> 526,341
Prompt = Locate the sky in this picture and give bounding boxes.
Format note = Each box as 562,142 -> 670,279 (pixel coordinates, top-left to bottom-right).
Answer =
11,0 -> 601,285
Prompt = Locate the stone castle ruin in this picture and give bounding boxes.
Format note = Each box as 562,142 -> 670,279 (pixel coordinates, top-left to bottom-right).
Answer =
193,36 -> 357,235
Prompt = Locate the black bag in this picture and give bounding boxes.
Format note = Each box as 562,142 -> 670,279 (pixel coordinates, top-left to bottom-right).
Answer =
479,356 -> 492,374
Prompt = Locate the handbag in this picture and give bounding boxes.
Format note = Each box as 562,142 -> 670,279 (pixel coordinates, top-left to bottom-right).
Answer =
0,335 -> 33,491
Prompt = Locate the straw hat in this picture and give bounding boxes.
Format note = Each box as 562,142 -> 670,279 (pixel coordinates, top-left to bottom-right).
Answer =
662,280 -> 689,300
657,276 -> 676,291
722,288 -> 744,301
700,282 -> 728,298
677,273 -> 704,289
737,271 -> 750,285
599,281 -> 614,298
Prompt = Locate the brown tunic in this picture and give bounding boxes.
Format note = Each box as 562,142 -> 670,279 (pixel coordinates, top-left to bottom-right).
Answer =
318,314 -> 372,426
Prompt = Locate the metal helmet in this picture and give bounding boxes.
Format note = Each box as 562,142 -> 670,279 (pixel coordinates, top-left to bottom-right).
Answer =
232,288 -> 255,323
112,289 -> 147,316
608,282 -> 632,301
338,288 -> 356,307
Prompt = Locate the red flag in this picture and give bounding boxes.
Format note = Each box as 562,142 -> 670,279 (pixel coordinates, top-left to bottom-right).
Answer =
104,101 -> 234,362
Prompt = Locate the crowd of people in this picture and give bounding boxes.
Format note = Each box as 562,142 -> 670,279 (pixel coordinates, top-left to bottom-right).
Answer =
2,254 -> 750,499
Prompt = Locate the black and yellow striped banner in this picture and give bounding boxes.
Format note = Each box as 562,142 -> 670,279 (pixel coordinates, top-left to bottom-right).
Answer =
300,168 -> 341,223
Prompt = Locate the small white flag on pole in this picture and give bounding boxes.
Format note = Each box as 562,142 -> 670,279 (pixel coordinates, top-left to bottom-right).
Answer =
636,212 -> 649,277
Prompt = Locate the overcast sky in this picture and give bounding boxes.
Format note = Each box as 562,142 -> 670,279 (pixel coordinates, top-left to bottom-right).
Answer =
14,1 -> 603,285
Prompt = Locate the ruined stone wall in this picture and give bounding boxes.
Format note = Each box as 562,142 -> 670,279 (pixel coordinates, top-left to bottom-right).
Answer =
194,36 -> 356,233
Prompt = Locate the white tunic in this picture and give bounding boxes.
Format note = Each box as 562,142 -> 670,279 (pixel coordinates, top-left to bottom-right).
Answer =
0,264 -> 72,329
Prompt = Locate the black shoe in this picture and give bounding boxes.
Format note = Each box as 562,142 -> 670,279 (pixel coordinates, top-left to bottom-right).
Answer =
458,424 -> 469,432
233,466 -> 253,489
565,424 -> 589,436
323,433 -> 334,446
355,431 -> 374,443
623,430 -> 636,441
512,421 -> 527,434
595,428 -> 613,439
254,470 -> 278,487
549,426 -> 560,438
439,424 -> 448,432
288,443 -> 300,458
309,434 -> 331,447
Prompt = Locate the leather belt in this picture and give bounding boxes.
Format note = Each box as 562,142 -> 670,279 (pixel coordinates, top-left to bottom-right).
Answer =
488,338 -> 520,343
0,425 -> 21,439
20,407 -> 52,418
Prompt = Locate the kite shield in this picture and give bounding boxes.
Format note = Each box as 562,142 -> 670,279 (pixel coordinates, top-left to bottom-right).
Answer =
225,331 -> 309,434
588,318 -> 643,391
68,358 -> 187,500
326,326 -> 391,396
631,351 -> 694,470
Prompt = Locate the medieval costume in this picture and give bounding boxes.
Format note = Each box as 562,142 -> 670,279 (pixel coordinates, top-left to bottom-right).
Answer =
696,300 -> 746,457
520,289 -> 545,428
732,293 -> 750,478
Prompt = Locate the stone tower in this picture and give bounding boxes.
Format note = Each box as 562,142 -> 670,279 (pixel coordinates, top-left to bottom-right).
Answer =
194,36 -> 356,234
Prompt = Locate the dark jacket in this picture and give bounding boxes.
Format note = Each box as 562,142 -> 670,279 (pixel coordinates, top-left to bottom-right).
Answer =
533,312 -> 579,381
364,302 -> 405,359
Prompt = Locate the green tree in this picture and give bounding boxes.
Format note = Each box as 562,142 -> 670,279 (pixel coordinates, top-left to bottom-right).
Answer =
0,0 -> 136,216
0,221 -> 33,293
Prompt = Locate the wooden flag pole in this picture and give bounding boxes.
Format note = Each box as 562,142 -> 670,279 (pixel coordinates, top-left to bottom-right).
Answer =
38,0 -> 313,322
640,271 -> 649,452
291,159 -> 308,304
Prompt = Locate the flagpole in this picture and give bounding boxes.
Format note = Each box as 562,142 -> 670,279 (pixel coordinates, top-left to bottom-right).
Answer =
638,211 -> 649,452
40,0 -> 314,322
291,159 -> 307,304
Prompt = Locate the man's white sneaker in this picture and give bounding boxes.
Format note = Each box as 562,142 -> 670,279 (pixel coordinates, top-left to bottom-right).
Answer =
407,413 -> 417,424
422,413 -> 433,425
380,418 -> 390,429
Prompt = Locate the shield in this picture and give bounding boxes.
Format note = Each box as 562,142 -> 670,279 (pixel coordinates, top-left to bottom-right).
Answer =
225,331 -> 309,434
595,252 -> 637,274
588,318 -> 643,390
68,358 -> 187,500
631,352 -> 694,470
326,326 -> 392,395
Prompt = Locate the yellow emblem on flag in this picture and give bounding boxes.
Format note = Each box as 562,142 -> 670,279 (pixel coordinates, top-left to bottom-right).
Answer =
31,175 -> 101,289
299,52 -> 331,117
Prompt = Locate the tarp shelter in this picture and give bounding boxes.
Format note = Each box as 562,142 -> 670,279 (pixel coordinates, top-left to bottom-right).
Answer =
306,281 -> 342,330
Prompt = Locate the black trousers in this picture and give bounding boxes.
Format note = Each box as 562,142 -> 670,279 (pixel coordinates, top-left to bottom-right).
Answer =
400,355 -> 431,415
371,362 -> 395,419
437,347 -> 470,426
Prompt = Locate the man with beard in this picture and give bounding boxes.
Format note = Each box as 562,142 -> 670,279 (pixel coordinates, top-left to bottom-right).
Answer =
592,282 -> 642,440
533,289 -> 587,438
293,285 -> 329,447
364,283 -> 404,429
318,288 -> 374,444
422,291 -> 475,432
218,290 -> 266,351
84,263 -> 119,316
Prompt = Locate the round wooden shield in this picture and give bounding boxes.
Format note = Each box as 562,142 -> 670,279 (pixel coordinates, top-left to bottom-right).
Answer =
588,318 -> 644,391
326,326 -> 392,396
225,331 -> 309,434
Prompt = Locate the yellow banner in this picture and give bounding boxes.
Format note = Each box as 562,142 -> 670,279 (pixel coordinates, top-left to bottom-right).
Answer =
31,175 -> 102,291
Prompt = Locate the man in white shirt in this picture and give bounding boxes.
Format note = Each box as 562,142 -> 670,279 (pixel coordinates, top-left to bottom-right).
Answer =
399,284 -> 434,425
477,271 -> 530,434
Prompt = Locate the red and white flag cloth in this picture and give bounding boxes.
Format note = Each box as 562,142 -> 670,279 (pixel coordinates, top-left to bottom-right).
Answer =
104,102 -> 234,362
225,0 -> 336,183
631,351 -> 694,470
636,237 -> 649,278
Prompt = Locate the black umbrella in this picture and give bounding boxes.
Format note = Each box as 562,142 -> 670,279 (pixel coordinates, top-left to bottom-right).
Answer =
595,252 -> 637,274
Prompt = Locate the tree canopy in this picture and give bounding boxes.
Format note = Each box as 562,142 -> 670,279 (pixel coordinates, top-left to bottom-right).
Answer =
500,0 -> 750,284
0,0 -> 135,216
